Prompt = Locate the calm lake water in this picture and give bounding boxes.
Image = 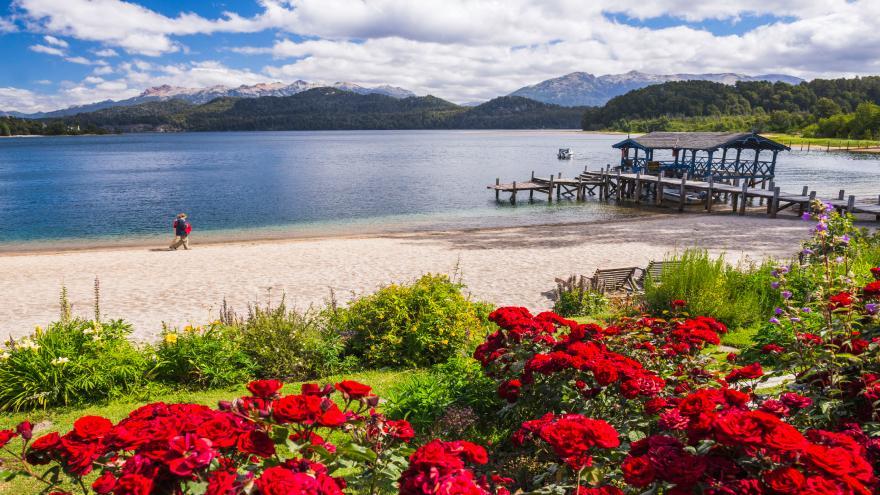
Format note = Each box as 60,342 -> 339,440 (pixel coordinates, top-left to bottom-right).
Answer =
0,130 -> 878,248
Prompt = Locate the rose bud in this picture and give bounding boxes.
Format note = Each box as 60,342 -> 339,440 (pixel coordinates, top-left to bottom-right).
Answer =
218,400 -> 232,411
16,421 -> 33,440
365,395 -> 380,408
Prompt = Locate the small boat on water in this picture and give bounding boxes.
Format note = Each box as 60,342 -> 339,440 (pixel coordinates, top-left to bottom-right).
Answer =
557,148 -> 572,160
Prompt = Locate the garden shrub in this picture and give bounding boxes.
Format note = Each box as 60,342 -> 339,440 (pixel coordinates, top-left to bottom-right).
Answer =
0,319 -> 150,411
385,356 -> 500,434
551,274 -> 608,317
234,302 -> 349,380
330,273 -> 492,368
644,249 -> 780,330
154,322 -> 255,388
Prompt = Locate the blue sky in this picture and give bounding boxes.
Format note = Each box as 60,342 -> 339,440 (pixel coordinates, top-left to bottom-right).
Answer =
1,0 -> 878,112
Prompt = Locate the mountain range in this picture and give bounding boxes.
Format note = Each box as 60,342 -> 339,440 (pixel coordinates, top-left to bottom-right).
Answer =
1,71 -> 805,119
1,81 -> 416,119
53,89 -> 587,132
508,71 -> 804,107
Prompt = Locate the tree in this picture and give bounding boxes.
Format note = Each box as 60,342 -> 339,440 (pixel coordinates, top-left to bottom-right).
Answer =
0,120 -> 10,136
814,97 -> 842,119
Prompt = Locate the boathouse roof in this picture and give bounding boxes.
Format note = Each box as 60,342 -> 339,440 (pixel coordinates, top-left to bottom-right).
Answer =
612,131 -> 790,152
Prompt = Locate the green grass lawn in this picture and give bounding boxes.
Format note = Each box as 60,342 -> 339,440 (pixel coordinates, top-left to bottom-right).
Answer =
0,369 -> 420,494
764,133 -> 880,149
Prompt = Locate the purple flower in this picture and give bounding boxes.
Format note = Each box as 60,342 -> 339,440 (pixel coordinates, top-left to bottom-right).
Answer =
769,317 -> 780,325
780,266 -> 790,274
789,317 -> 801,323
771,281 -> 780,289
867,303 -> 878,315
775,307 -> 784,315
816,223 -> 828,232
801,212 -> 812,221
835,257 -> 844,263
841,234 -> 850,244
782,290 -> 792,300
802,248 -> 814,255
802,307 -> 812,313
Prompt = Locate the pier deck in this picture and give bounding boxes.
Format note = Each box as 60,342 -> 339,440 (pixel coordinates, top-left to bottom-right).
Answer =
490,168 -> 880,222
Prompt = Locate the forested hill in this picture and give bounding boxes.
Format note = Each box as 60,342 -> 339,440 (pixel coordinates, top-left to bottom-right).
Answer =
53,89 -> 587,132
581,77 -> 880,139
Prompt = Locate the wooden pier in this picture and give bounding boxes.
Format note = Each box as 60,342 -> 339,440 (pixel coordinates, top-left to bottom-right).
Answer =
489,166 -> 880,222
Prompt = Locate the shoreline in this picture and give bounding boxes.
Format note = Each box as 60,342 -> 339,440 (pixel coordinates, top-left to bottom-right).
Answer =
0,212 -> 661,257
0,213 -> 815,341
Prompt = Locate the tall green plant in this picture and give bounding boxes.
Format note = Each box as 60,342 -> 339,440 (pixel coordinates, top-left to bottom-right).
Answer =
644,250 -> 780,329
0,319 -> 150,411
155,323 -> 255,388
234,301 -> 350,380
330,274 -> 492,368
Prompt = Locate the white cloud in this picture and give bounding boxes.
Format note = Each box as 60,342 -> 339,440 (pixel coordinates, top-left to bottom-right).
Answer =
93,48 -> 119,57
6,0 -> 880,109
29,44 -> 65,56
0,17 -> 18,33
43,34 -> 68,47
65,56 -> 93,65
35,79 -> 51,85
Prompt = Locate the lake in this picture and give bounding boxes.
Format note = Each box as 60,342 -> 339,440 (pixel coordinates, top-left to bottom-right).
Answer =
0,130 -> 878,248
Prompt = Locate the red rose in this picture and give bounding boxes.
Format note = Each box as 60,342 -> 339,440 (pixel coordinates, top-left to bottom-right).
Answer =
725,362 -> 763,382
621,456 -> 655,487
72,416 -> 113,440
246,379 -> 284,399
196,414 -> 242,448
760,399 -> 791,417
497,379 -> 521,403
237,430 -> 275,458
335,380 -> 373,399
206,469 -> 241,495
114,474 -> 153,495
863,281 -> 880,299
671,299 -> 687,308
300,383 -> 332,396
828,291 -> 853,310
0,429 -> 17,448
166,434 -> 215,477
384,419 -> 415,442
763,466 -> 805,494
762,344 -> 784,354
16,421 -> 33,440
870,267 -> 880,280
91,471 -> 117,494
26,431 -> 61,465
780,392 -> 813,410
255,466 -> 321,495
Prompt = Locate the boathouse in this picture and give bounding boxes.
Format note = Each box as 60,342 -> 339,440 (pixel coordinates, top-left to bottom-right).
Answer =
611,131 -> 789,184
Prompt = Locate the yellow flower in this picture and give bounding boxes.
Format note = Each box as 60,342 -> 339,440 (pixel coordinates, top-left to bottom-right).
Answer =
183,324 -> 195,333
34,325 -> 43,335
165,333 -> 178,344
441,339 -> 449,345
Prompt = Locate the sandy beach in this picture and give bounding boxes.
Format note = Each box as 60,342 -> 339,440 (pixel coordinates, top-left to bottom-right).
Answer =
0,213 -> 813,341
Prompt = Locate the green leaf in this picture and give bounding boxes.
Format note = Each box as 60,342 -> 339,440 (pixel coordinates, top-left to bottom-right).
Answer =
269,426 -> 290,445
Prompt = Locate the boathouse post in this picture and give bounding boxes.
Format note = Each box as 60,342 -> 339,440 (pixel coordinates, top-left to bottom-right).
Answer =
847,195 -> 856,213
548,175 -> 554,203
678,176 -> 686,212
838,189 -> 845,200
706,176 -> 714,212
655,173 -> 663,206
731,178 -> 740,212
734,148 -> 742,177
770,187 -> 780,218
511,181 -> 517,205
615,169 -> 622,202
495,178 -> 500,201
635,172 -> 642,205
739,182 -> 748,215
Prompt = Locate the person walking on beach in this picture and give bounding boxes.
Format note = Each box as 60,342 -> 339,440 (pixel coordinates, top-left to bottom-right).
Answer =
170,213 -> 191,250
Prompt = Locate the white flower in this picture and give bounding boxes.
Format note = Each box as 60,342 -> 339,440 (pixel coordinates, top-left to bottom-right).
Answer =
18,338 -> 39,351
51,357 -> 70,365
0,351 -> 10,360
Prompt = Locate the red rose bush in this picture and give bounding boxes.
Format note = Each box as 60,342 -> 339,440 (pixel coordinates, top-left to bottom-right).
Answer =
1,379 -> 417,495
